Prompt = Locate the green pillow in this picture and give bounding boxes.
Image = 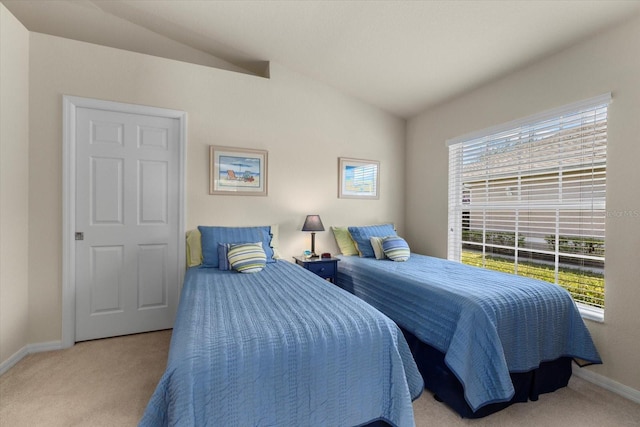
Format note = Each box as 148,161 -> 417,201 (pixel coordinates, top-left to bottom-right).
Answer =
331,227 -> 359,256
186,229 -> 203,267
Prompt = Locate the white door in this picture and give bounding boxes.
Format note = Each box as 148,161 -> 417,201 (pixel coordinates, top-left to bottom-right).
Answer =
74,107 -> 180,341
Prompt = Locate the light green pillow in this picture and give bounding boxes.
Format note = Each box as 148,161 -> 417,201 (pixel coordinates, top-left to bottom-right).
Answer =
332,226 -> 359,256
186,229 -> 203,267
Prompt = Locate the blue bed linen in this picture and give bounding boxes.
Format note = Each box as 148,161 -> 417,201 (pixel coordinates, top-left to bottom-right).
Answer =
140,260 -> 423,427
336,254 -> 601,412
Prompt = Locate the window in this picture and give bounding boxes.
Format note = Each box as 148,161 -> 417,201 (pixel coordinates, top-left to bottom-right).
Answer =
447,94 -> 610,319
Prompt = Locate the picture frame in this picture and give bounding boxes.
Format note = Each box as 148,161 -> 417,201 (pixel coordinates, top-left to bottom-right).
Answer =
209,146 -> 268,196
338,157 -> 380,199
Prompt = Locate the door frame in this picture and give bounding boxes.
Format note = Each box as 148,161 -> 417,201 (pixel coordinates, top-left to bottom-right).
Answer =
62,95 -> 187,348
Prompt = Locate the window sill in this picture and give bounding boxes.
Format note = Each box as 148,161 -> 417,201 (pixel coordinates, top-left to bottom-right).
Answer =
578,303 -> 604,323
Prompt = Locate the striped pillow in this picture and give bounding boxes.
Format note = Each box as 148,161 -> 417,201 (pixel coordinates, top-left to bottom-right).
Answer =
228,242 -> 267,273
382,236 -> 410,262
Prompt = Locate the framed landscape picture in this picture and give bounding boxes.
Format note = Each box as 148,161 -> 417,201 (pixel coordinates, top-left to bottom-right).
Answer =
338,157 -> 379,199
209,146 -> 268,196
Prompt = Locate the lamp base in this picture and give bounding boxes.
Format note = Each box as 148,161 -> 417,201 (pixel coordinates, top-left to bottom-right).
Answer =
309,232 -> 319,259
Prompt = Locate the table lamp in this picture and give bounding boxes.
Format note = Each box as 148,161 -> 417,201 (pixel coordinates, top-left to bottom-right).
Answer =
301,214 -> 324,258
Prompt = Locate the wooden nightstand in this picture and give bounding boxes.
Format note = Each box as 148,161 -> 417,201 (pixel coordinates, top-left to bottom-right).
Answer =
293,256 -> 340,284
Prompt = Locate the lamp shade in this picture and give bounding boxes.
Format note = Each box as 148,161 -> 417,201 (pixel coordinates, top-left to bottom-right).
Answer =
302,215 -> 325,232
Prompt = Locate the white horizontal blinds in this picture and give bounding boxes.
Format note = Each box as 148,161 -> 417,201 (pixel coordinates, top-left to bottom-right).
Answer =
448,143 -> 463,261
448,94 -> 609,310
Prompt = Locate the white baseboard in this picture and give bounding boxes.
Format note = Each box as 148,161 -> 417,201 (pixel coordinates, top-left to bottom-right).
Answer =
0,340 -> 63,376
573,365 -> 640,405
0,346 -> 29,376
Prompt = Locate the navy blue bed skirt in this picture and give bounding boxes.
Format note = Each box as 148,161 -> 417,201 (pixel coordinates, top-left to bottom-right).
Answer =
400,327 -> 572,418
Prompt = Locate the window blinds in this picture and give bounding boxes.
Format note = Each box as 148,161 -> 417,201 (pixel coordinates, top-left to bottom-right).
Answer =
447,94 -> 609,310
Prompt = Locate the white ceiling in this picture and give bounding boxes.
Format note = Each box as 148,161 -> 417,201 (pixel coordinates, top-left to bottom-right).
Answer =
4,0 -> 640,118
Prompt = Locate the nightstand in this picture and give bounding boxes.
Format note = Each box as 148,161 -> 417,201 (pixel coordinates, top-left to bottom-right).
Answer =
293,256 -> 340,284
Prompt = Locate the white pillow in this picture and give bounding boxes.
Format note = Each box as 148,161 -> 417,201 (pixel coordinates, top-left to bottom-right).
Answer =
369,236 -> 387,260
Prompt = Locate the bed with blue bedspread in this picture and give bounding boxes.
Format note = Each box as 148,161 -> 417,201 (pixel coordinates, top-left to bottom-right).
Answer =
336,254 -> 602,418
140,260 -> 423,427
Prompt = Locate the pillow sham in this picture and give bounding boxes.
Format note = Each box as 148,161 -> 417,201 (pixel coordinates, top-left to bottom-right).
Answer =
198,225 -> 275,268
218,243 -> 231,271
348,224 -> 397,258
331,226 -> 359,256
185,229 -> 203,267
382,236 -> 410,262
228,242 -> 267,273
369,236 -> 387,260
269,224 -> 282,260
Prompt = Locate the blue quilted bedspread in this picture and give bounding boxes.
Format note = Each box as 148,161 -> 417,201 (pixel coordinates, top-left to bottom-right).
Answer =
336,254 -> 601,412
140,260 -> 423,427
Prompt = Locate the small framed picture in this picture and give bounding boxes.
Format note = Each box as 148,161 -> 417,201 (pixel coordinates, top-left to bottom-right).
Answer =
209,146 -> 268,196
338,157 -> 379,199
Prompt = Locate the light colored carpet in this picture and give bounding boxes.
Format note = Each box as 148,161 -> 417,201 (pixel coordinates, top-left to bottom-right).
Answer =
1,330 -> 638,426
0,330 -> 171,427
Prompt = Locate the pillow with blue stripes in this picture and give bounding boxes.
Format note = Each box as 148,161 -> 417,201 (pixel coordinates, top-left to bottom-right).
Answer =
228,242 -> 267,273
382,236 -> 410,262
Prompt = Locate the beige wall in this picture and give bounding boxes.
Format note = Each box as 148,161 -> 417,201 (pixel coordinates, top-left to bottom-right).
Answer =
407,14 -> 640,392
5,1 -> 637,400
24,32 -> 405,345
0,4 -> 30,365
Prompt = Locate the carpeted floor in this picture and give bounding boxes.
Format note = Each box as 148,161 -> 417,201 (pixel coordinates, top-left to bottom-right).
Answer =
1,330 -> 638,426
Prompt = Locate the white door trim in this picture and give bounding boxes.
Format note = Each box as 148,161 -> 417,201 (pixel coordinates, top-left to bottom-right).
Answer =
62,95 -> 187,348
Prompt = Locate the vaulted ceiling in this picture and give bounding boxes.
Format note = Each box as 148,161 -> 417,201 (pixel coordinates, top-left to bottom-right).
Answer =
4,0 -> 639,118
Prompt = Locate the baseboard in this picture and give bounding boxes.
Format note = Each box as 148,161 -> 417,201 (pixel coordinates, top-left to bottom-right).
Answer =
0,340 -> 63,376
573,365 -> 640,405
0,346 -> 29,376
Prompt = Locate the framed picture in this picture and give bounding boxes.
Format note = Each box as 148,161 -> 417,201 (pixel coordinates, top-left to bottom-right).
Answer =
338,157 -> 379,199
209,146 -> 268,196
